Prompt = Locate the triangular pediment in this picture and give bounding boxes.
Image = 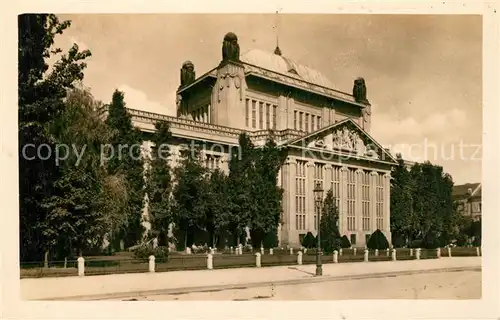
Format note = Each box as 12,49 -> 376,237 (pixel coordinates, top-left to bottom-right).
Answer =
285,118 -> 397,164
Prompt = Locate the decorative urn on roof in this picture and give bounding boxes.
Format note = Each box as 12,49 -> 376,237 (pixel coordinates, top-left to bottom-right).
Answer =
222,32 -> 240,62
352,77 -> 368,104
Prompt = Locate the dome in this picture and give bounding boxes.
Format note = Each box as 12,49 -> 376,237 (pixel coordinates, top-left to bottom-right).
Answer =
240,48 -> 335,90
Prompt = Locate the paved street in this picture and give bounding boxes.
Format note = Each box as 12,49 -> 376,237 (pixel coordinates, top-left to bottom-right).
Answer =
22,257 -> 481,300
115,270 -> 481,300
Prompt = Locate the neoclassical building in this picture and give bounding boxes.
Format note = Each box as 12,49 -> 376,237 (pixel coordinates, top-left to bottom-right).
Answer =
130,32 -> 397,247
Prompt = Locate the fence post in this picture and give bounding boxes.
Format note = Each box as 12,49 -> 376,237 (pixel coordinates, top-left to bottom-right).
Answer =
476,247 -> 480,256
261,246 -> 264,255
364,249 -> 369,262
207,253 -> 213,270
297,251 -> 303,265
269,248 -> 274,255
353,247 -> 357,256
304,248 -> 307,254
416,248 -> 421,260
447,247 -> 452,257
391,249 -> 397,261
386,248 -> 390,257
410,248 -> 413,256
339,248 -> 343,256
77,257 -> 85,277
230,246 -> 233,254
148,255 -> 155,273
255,252 -> 261,267
290,247 -> 293,255
436,248 -> 441,258
333,250 -> 338,263
375,249 -> 379,257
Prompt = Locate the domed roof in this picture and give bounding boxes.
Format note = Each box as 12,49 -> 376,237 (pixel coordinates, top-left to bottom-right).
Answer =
240,48 -> 335,90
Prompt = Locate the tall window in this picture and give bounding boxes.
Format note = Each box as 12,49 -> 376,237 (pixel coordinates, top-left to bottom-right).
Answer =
331,166 -> 341,209
205,154 -> 221,170
317,116 -> 322,130
311,115 -> 315,132
313,163 -> 324,230
265,103 -> 270,129
252,100 -> 256,128
362,171 -> 371,231
259,102 -> 264,129
299,112 -> 303,131
245,99 -> 249,127
305,114 -> 309,133
376,174 -> 384,230
295,161 -> 307,231
294,111 -> 297,130
272,105 -> 277,129
347,168 -> 356,231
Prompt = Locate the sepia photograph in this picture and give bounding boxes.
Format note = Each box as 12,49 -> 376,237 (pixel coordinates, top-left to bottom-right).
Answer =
3,2 -> 499,319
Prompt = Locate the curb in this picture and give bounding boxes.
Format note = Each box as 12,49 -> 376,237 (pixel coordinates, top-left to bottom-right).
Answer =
42,265 -> 481,301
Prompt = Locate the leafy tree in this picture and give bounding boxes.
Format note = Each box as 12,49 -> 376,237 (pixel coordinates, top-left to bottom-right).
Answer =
42,87 -> 112,259
105,90 -> 145,248
366,229 -> 390,250
204,169 -> 231,248
250,136 -> 285,247
145,121 -> 173,246
319,189 -> 341,253
390,154 -> 417,244
171,144 -> 208,250
18,14 -> 91,262
340,235 -> 351,248
302,232 -> 316,249
228,134 -> 256,246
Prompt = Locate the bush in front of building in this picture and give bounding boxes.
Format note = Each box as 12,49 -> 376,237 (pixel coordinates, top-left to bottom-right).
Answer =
340,235 -> 351,248
421,230 -> 440,249
133,245 -> 169,263
391,233 -> 406,248
302,232 -> 316,249
366,229 -> 390,250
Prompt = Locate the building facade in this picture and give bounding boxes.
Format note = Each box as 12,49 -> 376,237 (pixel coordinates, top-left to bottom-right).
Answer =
453,183 -> 482,221
129,33 -> 397,247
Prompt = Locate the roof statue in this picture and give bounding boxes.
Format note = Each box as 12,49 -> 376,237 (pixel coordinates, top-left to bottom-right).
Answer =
180,60 -> 195,88
352,77 -> 368,103
222,32 -> 240,62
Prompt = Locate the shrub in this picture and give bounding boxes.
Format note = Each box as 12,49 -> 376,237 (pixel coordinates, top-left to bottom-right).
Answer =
391,234 -> 406,248
422,231 -> 440,249
408,239 -> 422,248
133,245 -> 169,262
262,231 -> 278,248
366,229 -> 390,250
340,235 -> 351,248
302,232 -> 316,249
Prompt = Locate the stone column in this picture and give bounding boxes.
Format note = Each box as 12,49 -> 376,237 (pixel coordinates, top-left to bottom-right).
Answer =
340,166 -> 348,236
307,161 -> 315,233
329,108 -> 336,125
284,158 -> 297,245
383,173 -> 392,241
355,169 -> 363,237
370,171 -> 378,232
285,96 -> 294,130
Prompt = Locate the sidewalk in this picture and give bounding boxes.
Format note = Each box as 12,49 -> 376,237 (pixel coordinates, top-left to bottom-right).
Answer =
21,257 -> 481,300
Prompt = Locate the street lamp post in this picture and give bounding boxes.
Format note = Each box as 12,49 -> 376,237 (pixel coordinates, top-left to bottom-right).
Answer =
313,182 -> 324,276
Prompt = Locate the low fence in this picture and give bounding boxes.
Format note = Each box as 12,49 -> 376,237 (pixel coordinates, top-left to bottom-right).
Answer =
20,246 -> 480,279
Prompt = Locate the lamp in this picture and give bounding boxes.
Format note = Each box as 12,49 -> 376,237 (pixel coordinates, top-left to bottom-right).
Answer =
313,182 -> 324,276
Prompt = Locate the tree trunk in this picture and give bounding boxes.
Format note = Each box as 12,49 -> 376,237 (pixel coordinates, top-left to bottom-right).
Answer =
44,250 -> 49,268
184,230 -> 187,250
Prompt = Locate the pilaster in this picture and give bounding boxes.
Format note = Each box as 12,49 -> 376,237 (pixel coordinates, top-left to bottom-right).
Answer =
307,161 -> 315,233
285,157 -> 297,245
286,96 -> 295,130
355,168 -> 363,232
370,171 -> 378,232
278,95 -> 287,131
384,173 -> 392,241
340,166 -> 348,236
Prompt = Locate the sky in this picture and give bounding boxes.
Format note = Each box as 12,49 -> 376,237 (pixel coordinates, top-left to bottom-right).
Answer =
56,14 -> 482,185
